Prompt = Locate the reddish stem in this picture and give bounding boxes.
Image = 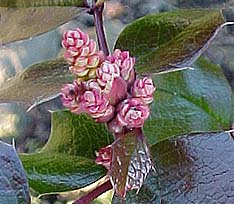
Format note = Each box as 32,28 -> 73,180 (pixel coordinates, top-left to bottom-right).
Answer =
92,1 -> 109,56
72,180 -> 113,204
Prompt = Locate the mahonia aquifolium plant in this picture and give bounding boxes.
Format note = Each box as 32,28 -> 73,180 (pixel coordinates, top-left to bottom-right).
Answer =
61,28 -> 156,198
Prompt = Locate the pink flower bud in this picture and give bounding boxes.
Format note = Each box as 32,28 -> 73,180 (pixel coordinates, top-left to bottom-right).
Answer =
132,77 -> 156,104
95,105 -> 115,123
77,86 -> 115,122
96,61 -> 120,87
62,28 -> 90,50
61,80 -> 83,109
96,61 -> 127,105
84,79 -> 102,91
107,49 -> 136,85
108,98 -> 150,133
62,28 -> 105,79
69,52 -> 105,79
95,145 -> 112,169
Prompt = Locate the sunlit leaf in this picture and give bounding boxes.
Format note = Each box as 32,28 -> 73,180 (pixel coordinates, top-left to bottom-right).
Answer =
0,59 -> 72,110
113,132 -> 234,203
115,9 -> 225,74
0,0 -> 84,7
20,110 -> 113,194
0,141 -> 30,204
0,7 -> 83,45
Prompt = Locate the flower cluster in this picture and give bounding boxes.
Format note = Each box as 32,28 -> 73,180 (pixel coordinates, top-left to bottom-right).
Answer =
61,28 -> 155,134
61,27 -> 156,197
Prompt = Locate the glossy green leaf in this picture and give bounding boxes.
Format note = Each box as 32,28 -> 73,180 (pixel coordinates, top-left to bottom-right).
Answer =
20,153 -> 106,195
143,57 -> 234,145
115,9 -> 225,74
113,132 -> 234,203
0,141 -> 30,204
0,59 -> 72,110
20,110 -> 113,194
42,110 -> 113,158
0,0 -> 84,7
0,7 -> 82,45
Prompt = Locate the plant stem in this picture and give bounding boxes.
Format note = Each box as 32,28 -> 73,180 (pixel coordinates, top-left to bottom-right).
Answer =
92,1 -> 109,56
72,180 -> 113,204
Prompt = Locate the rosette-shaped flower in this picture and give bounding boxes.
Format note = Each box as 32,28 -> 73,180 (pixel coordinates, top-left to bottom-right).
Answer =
61,80 -> 83,110
62,29 -> 89,50
108,98 -> 150,133
97,61 -> 127,105
96,61 -> 120,87
132,77 -> 156,104
107,49 -> 135,85
62,28 -> 104,79
95,145 -> 112,169
77,85 -> 115,122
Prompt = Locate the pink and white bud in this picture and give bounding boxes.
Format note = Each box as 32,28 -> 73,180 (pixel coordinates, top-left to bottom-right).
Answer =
132,77 -> 156,104
96,145 -> 112,170
61,80 -> 83,109
62,28 -> 105,79
117,98 -> 150,128
96,61 -> 127,105
96,61 -> 120,87
68,51 -> 105,79
64,39 -> 97,66
77,87 -> 115,122
62,28 -> 90,50
84,79 -> 102,91
109,98 -> 150,133
95,104 -> 115,123
107,49 -> 136,85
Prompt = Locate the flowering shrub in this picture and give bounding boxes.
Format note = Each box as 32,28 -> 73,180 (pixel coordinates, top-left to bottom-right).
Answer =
61,28 -> 156,197
0,1 -> 233,204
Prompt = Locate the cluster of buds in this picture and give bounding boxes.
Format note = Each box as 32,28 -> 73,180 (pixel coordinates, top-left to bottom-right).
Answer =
62,28 -> 104,80
61,28 -> 155,133
61,28 -> 156,196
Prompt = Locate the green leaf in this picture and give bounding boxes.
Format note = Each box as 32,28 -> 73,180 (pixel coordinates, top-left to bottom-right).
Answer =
20,110 -> 113,194
113,132 -> 234,203
0,59 -> 72,110
0,141 -> 30,204
0,7 -> 82,45
115,9 -> 225,74
42,110 -> 113,158
20,153 -> 106,195
0,0 -> 84,7
143,57 -> 234,145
